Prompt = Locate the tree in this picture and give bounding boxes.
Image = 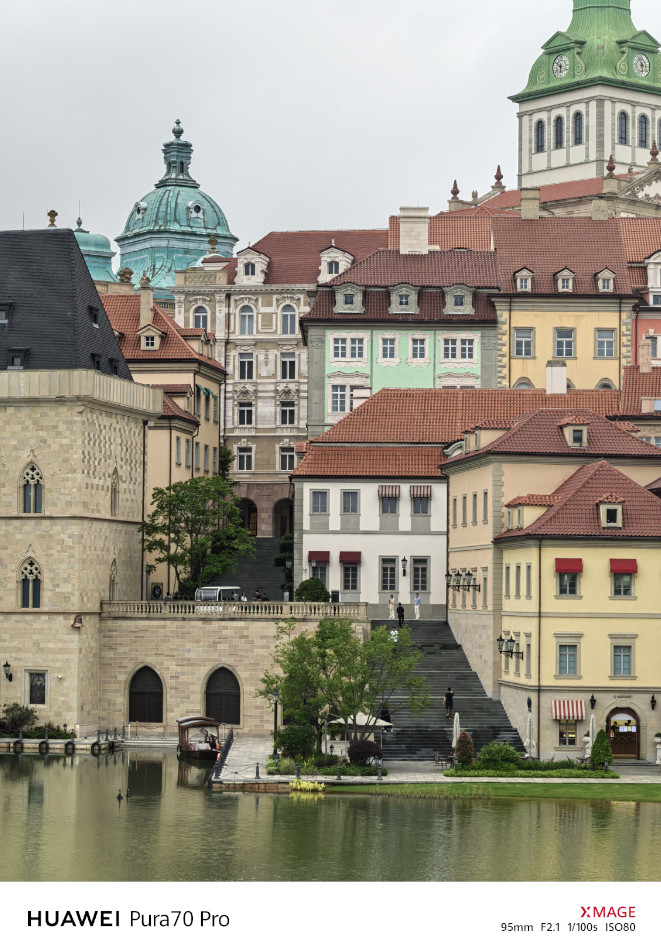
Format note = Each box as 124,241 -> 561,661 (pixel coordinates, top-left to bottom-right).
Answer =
455,730 -> 474,766
294,577 -> 330,602
141,475 -> 254,595
1,702 -> 37,732
259,619 -> 430,751
590,728 -> 613,769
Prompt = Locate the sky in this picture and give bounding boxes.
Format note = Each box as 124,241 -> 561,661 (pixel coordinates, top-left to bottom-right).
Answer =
1,0 -> 660,252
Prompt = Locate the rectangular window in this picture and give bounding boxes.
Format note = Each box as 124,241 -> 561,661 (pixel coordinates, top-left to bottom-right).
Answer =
525,563 -> 532,598
461,495 -> 467,525
504,565 -> 510,598
555,328 -> 574,358
613,573 -> 632,597
343,564 -> 358,591
412,497 -> 429,514
453,294 -> 465,307
558,572 -> 578,596
343,491 -> 358,514
525,636 -> 531,677
237,447 -> 253,471
144,335 -> 155,348
195,388 -> 201,416
411,338 -> 426,359
312,491 -> 328,514
647,336 -> 659,358
443,339 -> 457,360
238,353 -> 254,380
482,568 -> 488,609
29,672 -> 46,705
382,338 -> 395,359
203,445 -> 209,472
175,436 -> 182,466
333,338 -> 347,359
515,564 -> 521,598
596,329 -> 615,358
238,402 -> 253,426
652,295 -> 661,307
613,645 -> 632,676
399,293 -> 409,307
282,310 -> 296,335
185,438 -> 191,468
239,311 -> 254,335
331,385 -> 347,413
212,447 -> 218,475
559,719 -> 577,746
281,354 -> 296,379
412,558 -> 428,592
514,329 -> 533,357
343,294 -> 355,307
381,497 -> 398,515
483,490 -> 488,523
194,442 -> 201,470
279,447 -> 295,471
350,338 -> 364,359
280,401 -> 295,425
204,393 -> 210,420
452,496 -> 457,528
559,645 -> 577,675
460,338 -> 474,360
381,557 -> 397,591
213,396 -> 218,423
311,564 -> 327,585
471,493 -> 477,524
514,634 -> 521,674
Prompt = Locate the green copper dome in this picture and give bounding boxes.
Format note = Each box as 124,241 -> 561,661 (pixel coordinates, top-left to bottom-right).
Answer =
74,218 -> 118,283
511,0 -> 661,102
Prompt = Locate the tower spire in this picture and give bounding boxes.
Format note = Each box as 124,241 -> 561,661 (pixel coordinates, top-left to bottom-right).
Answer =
155,119 -> 199,189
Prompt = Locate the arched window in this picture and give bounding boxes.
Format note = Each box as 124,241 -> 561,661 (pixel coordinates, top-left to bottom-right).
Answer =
239,305 -> 254,335
110,469 -> 119,518
513,378 -> 534,389
22,462 -> 43,513
193,306 -> 208,330
638,114 -> 649,149
618,112 -> 629,145
129,666 -> 163,722
281,305 -> 296,335
555,116 -> 564,149
574,111 -> 583,146
596,378 -> 616,390
109,559 -> 117,601
20,557 -> 41,608
535,120 -> 546,153
205,667 -> 241,724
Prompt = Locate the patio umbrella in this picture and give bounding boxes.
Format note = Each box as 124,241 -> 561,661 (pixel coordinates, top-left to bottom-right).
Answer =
586,713 -> 596,755
523,710 -> 536,755
451,711 -> 461,749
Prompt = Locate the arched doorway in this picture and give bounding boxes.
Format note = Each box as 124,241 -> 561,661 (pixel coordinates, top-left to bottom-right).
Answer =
606,707 -> 640,758
273,498 -> 293,537
128,666 -> 164,722
238,499 -> 258,536
205,667 -> 241,725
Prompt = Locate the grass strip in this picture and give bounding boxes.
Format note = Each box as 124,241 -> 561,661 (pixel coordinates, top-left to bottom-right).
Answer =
326,782 -> 661,803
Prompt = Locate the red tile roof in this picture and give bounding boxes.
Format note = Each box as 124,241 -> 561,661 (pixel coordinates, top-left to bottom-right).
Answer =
159,392 -> 198,424
615,218 -> 661,261
506,495 -> 560,507
328,249 -> 499,288
481,177 -> 616,210
304,288 -> 497,323
101,295 -> 226,373
495,460 -> 661,539
313,388 -> 621,445
619,365 -> 661,415
152,382 -> 192,394
250,230 -> 387,285
292,445 -> 445,478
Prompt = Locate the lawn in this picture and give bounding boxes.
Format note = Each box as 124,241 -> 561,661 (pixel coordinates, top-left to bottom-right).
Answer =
327,782 -> 661,803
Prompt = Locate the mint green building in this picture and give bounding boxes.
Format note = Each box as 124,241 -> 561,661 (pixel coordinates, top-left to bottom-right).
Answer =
116,121 -> 237,297
511,0 -> 661,186
73,218 -> 119,283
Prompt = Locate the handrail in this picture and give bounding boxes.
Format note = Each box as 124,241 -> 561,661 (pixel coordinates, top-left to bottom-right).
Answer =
101,600 -> 367,620
208,728 -> 234,785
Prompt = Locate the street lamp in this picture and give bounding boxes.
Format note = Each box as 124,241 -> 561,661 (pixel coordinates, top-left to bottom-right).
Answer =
401,556 -> 407,577
272,689 -> 279,757
496,634 -> 524,660
3,661 -> 11,682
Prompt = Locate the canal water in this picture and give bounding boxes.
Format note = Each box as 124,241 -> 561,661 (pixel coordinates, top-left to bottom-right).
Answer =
1,752 -> 659,882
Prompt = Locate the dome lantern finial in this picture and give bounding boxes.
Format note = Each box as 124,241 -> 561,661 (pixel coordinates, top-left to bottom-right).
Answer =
450,180 -> 460,199
606,154 -> 616,178
172,119 -> 183,140
650,141 -> 660,165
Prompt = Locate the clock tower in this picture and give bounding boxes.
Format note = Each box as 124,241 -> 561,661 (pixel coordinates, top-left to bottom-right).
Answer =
511,0 -> 661,187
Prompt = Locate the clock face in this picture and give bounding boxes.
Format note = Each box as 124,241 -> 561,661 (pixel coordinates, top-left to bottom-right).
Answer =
633,53 -> 650,78
553,54 -> 569,79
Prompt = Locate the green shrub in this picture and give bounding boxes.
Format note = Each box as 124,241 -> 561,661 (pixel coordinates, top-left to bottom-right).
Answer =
347,739 -> 381,764
313,752 -> 338,767
294,578 -> 331,602
476,740 -> 522,770
1,703 -> 38,733
590,728 -> 613,769
446,767 -> 618,779
455,730 -> 474,766
319,763 -> 388,777
274,723 -> 316,760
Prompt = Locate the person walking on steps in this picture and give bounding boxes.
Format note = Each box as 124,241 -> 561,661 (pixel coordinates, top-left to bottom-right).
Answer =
397,602 -> 405,627
388,594 -> 395,620
444,686 -> 454,719
414,592 -> 421,620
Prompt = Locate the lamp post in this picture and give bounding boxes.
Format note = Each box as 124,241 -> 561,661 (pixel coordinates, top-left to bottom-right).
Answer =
3,661 -> 11,682
496,634 -> 524,660
401,556 -> 407,577
272,689 -> 279,757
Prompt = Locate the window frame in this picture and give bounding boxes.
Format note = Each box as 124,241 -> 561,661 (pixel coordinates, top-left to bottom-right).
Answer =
412,496 -> 429,515
279,446 -> 295,471
280,401 -> 296,426
412,557 -> 429,592
238,306 -> 255,336
280,353 -> 296,380
554,328 -> 575,359
238,402 -> 253,426
380,557 -> 397,592
237,446 -> 253,472
342,564 -> 358,591
513,328 -> 534,358
557,571 -> 579,597
311,490 -> 328,514
342,490 -> 359,514
281,305 -> 296,335
612,572 -> 633,598
595,328 -> 616,359
238,353 -> 254,380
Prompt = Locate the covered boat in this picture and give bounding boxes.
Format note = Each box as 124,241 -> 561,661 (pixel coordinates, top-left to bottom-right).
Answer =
176,716 -> 221,760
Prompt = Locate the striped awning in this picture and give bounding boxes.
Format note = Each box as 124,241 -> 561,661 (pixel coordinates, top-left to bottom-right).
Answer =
552,700 -> 585,721
410,485 -> 432,498
378,485 -> 400,498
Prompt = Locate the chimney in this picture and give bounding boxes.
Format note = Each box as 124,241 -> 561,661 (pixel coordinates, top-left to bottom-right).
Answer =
350,387 -> 372,410
546,359 -> 567,395
590,197 -> 608,220
520,187 -> 540,220
399,206 -> 429,254
139,272 -> 154,328
639,336 -> 652,374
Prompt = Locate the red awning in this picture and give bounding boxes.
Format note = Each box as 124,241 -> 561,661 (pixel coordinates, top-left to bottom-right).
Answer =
610,558 -> 637,573
555,558 -> 583,573
339,551 -> 361,564
378,485 -> 400,498
552,700 -> 585,720
410,485 -> 432,498
308,551 -> 330,564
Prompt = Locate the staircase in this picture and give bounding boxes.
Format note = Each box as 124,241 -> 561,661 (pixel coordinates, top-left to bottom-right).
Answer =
211,537 -> 287,602
378,619 -> 525,761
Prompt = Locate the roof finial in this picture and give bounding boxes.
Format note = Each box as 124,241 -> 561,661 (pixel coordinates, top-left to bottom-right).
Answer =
495,164 -> 503,186
47,209 -> 58,228
650,140 -> 659,164
208,235 -> 218,253
140,271 -> 152,288
118,267 -> 134,284
450,180 -> 460,199
606,154 -> 616,178
75,217 -> 83,230
172,119 -> 183,139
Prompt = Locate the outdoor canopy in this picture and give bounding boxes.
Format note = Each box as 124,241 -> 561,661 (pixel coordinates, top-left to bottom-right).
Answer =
610,558 -> 637,573
555,558 -> 583,572
552,699 -> 585,720
308,551 -> 330,563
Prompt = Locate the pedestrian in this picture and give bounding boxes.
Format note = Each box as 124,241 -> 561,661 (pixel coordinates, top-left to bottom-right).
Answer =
414,591 -> 421,620
240,592 -> 247,602
397,602 -> 404,627
254,588 -> 261,601
444,686 -> 454,719
389,627 -> 398,643
164,591 -> 173,603
388,594 -> 395,620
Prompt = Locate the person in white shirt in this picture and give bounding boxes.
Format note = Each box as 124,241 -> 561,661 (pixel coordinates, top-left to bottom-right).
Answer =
414,592 -> 421,620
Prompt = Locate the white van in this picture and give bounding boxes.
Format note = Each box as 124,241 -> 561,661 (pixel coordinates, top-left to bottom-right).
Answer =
194,585 -> 241,602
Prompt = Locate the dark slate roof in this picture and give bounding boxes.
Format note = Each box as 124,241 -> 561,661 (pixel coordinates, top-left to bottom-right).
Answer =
0,229 -> 132,379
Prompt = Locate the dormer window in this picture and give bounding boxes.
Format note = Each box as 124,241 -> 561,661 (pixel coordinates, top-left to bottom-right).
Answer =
144,335 -> 156,348
328,261 -> 340,275
7,348 -> 26,369
389,284 -> 418,314
600,503 -> 623,528
244,262 -> 255,277
601,278 -> 611,291
556,269 -> 574,293
515,269 -> 533,293
443,285 -> 474,316
570,427 -> 586,447
399,294 -> 409,307
344,294 -> 355,306
91,353 -> 102,371
89,306 -> 99,328
453,295 -> 464,307
595,268 -> 615,293
0,302 -> 12,324
519,278 -> 529,290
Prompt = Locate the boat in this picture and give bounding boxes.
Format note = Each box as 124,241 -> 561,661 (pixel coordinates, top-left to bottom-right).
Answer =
176,716 -> 222,760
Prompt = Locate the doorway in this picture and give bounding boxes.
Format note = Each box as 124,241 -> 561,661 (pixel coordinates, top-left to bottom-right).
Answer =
238,499 -> 258,535
606,707 -> 640,758
273,498 -> 293,537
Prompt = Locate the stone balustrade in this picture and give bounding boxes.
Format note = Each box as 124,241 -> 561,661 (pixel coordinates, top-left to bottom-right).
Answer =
101,600 -> 368,621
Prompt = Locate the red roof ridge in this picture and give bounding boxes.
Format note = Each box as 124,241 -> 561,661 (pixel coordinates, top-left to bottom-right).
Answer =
597,493 -> 625,503
506,494 -> 560,507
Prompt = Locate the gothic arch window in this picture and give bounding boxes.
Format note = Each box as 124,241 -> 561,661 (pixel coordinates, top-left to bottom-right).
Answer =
281,304 -> 296,335
638,114 -> 649,149
129,666 -> 163,722
110,469 -> 119,518
19,557 -> 41,608
239,305 -> 254,336
109,559 -> 118,601
573,111 -> 583,146
193,306 -> 209,330
205,667 -> 241,724
596,378 -> 616,390
513,377 -> 534,389
535,120 -> 546,153
618,112 -> 629,145
555,116 -> 564,150
21,462 -> 43,514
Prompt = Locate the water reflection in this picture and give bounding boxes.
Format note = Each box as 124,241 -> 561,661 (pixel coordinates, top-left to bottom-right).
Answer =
0,752 -> 660,882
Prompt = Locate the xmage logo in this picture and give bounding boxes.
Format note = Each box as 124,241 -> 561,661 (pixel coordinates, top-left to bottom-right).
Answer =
580,907 -> 635,919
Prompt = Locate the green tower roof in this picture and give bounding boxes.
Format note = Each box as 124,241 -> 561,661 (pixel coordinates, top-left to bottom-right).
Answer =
511,0 -> 661,103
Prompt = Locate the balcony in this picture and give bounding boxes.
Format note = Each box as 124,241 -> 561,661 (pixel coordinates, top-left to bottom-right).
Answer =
101,600 -> 367,621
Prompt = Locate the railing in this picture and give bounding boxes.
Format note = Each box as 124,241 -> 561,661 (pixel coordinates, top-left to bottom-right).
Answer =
101,600 -> 368,620
208,728 -> 234,785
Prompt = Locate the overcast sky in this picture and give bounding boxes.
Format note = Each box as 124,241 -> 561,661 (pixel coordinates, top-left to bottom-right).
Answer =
1,0 -> 660,251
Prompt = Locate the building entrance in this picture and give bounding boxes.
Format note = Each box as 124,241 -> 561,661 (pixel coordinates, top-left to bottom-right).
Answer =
607,707 -> 639,758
